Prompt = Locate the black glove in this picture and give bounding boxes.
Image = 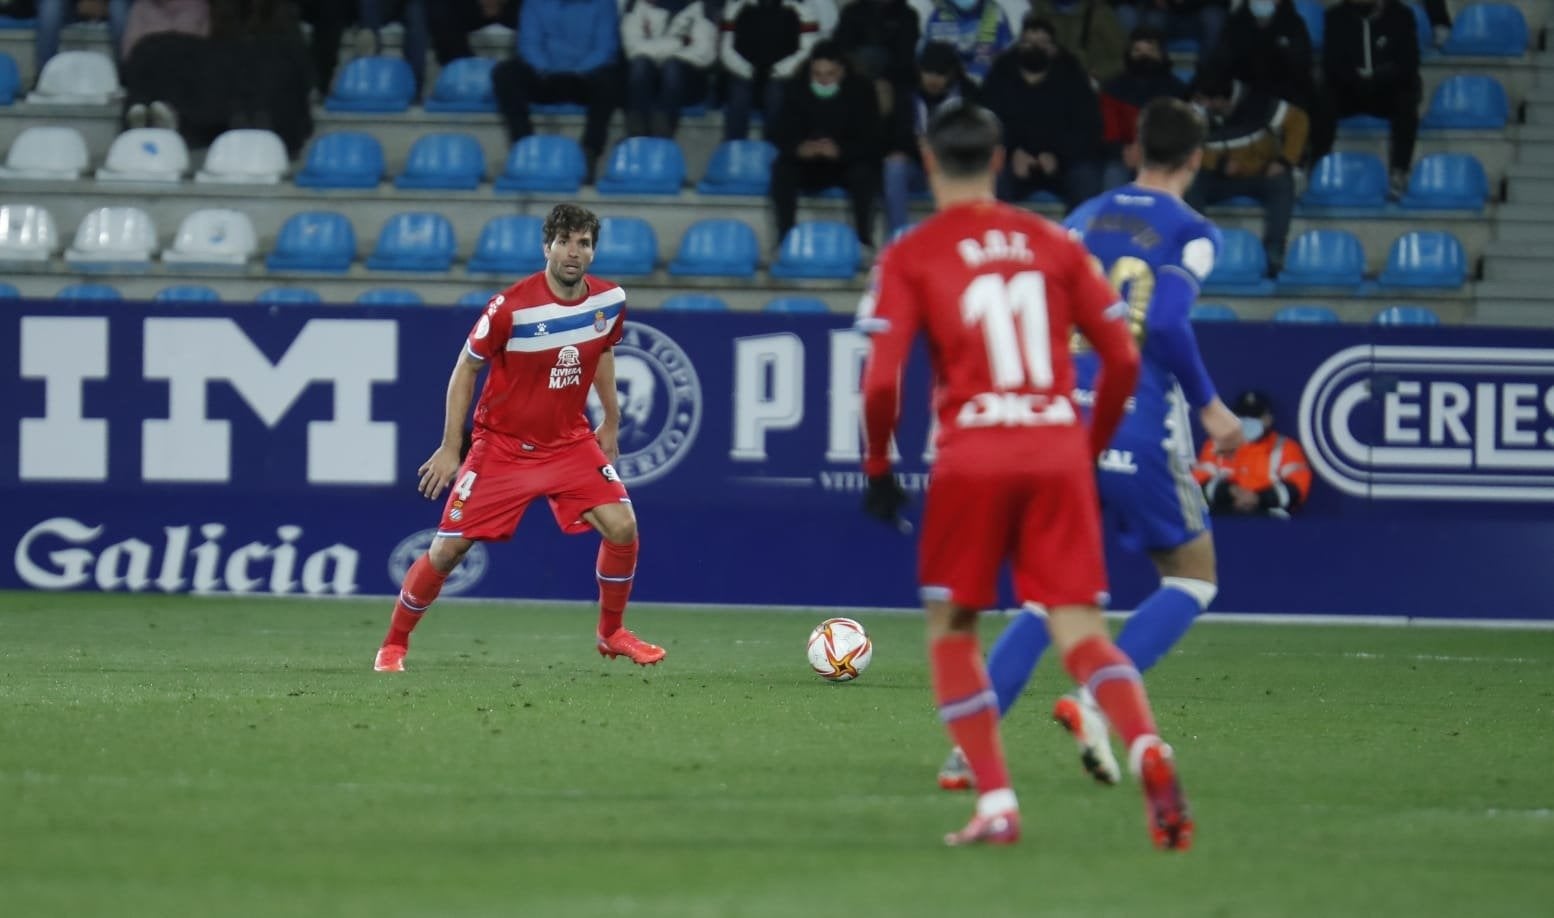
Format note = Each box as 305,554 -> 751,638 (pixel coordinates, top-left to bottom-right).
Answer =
861,473 -> 909,529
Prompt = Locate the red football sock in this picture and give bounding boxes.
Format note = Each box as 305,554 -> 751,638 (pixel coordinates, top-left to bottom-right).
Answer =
931,633 -> 1011,794
1063,635 -> 1158,749
382,554 -> 448,648
596,538 -> 637,637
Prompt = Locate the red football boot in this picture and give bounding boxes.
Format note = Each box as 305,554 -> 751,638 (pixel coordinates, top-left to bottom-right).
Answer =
596,628 -> 666,666
943,808 -> 1021,847
1136,739 -> 1194,851
374,644 -> 406,672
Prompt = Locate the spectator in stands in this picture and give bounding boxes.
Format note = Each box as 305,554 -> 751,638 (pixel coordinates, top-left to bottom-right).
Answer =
1186,68 -> 1305,276
1098,25 -> 1187,188
298,1 -> 431,99
1420,0 -> 1450,48
883,40 -> 973,235
121,0 -> 207,129
833,0 -> 920,121
1201,0 -> 1313,110
621,0 -> 718,138
913,0 -> 1015,84
809,0 -> 838,36
1029,0 -> 1126,82
492,0 -> 622,184
123,0 -> 206,60
1309,0 -> 1420,198
210,0 -> 313,154
1194,389 -> 1311,518
768,40 -> 882,251
982,14 -> 1104,210
1113,0 -> 1226,58
36,0 -> 129,68
427,0 -> 516,62
719,0 -> 820,140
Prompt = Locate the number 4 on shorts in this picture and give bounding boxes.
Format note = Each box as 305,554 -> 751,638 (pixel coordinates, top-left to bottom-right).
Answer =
454,470 -> 477,500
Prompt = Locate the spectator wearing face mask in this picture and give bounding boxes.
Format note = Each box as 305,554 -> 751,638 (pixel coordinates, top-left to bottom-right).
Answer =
768,39 -> 883,250
911,0 -> 1018,84
982,14 -> 1105,210
1309,0 -> 1420,198
1098,25 -> 1186,188
1113,0 -> 1227,60
883,40 -> 975,235
1193,390 -> 1311,518
1186,69 -> 1304,276
1028,0 -> 1126,82
1202,0 -> 1313,110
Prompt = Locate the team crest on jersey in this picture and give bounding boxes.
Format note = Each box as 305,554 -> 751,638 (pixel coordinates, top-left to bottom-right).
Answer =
550,345 -> 583,389
388,529 -> 488,596
593,310 -> 608,332
585,322 -> 702,486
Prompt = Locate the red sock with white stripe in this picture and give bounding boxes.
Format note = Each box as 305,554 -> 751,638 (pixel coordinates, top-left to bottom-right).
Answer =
596,538 -> 638,637
383,554 -> 448,648
932,633 -> 1013,806
1063,635 -> 1159,767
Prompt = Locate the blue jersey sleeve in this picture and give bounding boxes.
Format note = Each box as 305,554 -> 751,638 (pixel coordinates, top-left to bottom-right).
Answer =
1143,264 -> 1217,410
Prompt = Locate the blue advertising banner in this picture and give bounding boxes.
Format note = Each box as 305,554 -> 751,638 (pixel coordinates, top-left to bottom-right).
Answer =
3,301 -> 1552,620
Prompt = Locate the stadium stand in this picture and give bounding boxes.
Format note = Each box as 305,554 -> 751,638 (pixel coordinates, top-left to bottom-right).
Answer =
0,125 -> 88,179
1400,153 -> 1491,210
326,56 -> 416,113
95,128 -> 187,183
763,296 -> 831,314
660,294 -> 730,312
668,219 -> 760,278
1302,152 -> 1388,210
366,212 -> 457,272
27,50 -> 115,105
590,216 -> 658,276
1203,229 -> 1276,296
55,281 -> 121,300
1378,230 -> 1469,288
0,203 -> 60,261
495,135 -> 586,193
1278,230 -> 1367,290
153,284 -> 222,302
0,51 -> 18,105
1190,303 -> 1240,322
395,132 -> 486,190
467,215 -> 546,275
195,130 -> 289,184
356,287 -> 425,305
64,206 -> 156,269
694,140 -> 775,196
255,286 -> 323,304
1374,305 -> 1442,325
423,57 -> 499,114
769,221 -> 860,280
595,137 -> 687,196
1442,3 -> 1529,56
1272,304 -> 1342,324
162,209 -> 258,268
266,211 -> 357,273
295,132 -> 386,189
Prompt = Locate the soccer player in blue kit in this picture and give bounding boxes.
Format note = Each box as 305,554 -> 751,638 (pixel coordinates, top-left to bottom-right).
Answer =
939,98 -> 1246,790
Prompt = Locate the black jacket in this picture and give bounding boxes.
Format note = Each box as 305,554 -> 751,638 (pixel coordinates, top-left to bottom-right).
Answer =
1322,0 -> 1420,92
770,73 -> 883,162
888,76 -> 979,156
1205,4 -> 1315,107
981,50 -> 1103,166
834,0 -> 921,87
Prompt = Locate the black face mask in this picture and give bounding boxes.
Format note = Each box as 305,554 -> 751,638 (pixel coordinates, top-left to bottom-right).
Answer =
1016,47 -> 1050,74
1125,55 -> 1167,76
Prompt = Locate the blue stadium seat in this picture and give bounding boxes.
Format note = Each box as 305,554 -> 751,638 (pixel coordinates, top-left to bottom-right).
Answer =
1302,152 -> 1387,209
1339,115 -> 1389,134
1278,230 -> 1366,288
769,221 -> 860,279
0,52 -> 18,105
1421,75 -> 1509,129
457,289 -> 502,307
764,296 -> 830,314
295,131 -> 385,189
395,132 -> 485,190
56,283 -> 121,301
660,294 -> 730,312
1273,305 -> 1341,324
423,56 -> 497,113
1202,228 -> 1274,295
325,56 -> 416,112
1172,66 -> 1195,86
1400,153 -> 1489,210
266,211 -> 357,273
1374,305 -> 1441,325
154,284 -> 221,302
668,219 -> 759,278
256,286 -> 323,304
1189,303 -> 1239,322
356,287 -> 424,305
0,282 -> 19,298
495,135 -> 585,193
590,216 -> 658,276
595,137 -> 686,195
696,140 -> 777,196
1442,3 -> 1528,56
1296,0 -> 1324,48
1378,231 -> 1467,289
366,212 -> 457,272
467,215 -> 545,275
1409,3 -> 1434,55
532,102 -> 585,115
0,17 -> 35,29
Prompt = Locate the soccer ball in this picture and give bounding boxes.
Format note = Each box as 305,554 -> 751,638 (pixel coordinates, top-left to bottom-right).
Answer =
807,617 -> 873,682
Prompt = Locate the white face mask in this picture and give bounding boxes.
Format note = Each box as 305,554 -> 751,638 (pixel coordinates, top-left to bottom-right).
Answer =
1240,417 -> 1266,442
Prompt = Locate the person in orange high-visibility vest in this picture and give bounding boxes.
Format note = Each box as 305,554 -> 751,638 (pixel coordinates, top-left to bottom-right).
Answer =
1193,389 -> 1311,519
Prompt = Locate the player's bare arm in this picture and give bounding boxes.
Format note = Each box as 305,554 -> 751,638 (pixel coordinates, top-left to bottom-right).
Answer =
591,348 -> 622,462
417,349 -> 483,500
1199,398 -> 1245,456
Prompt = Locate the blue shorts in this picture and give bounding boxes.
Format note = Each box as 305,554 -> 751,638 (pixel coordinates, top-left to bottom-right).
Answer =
1097,435 -> 1210,554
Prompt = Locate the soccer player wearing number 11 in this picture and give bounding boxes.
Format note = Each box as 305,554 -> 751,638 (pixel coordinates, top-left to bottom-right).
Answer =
858,101 -> 1193,849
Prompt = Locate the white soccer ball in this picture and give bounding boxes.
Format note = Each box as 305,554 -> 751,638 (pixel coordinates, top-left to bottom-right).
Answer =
807,617 -> 873,682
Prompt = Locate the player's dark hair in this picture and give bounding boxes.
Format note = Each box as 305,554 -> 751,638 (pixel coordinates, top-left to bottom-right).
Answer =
1138,98 -> 1205,172
925,100 -> 1002,179
810,39 -> 845,68
1020,13 -> 1056,38
542,203 -> 600,248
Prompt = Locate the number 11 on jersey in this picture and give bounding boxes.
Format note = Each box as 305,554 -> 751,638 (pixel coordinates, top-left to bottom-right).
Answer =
961,271 -> 1054,390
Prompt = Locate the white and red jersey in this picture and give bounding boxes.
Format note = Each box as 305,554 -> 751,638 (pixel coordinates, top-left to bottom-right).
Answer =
859,200 -> 1140,476
464,272 -> 626,453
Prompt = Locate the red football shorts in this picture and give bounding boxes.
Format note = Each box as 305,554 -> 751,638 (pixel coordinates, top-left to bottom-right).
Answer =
437,435 -> 629,541
918,461 -> 1108,611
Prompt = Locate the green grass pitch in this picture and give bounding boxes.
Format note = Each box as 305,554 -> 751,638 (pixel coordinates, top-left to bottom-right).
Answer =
2,592 -> 1552,917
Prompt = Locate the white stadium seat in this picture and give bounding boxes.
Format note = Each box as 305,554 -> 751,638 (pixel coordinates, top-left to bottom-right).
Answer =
162,208 -> 258,267
0,126 -> 90,180
27,50 -> 120,105
0,204 -> 62,262
65,206 -> 158,267
195,129 -> 288,184
96,129 -> 189,183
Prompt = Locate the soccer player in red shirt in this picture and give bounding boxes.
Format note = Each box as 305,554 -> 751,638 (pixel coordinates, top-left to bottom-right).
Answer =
373,204 -> 665,672
858,102 -> 1192,849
